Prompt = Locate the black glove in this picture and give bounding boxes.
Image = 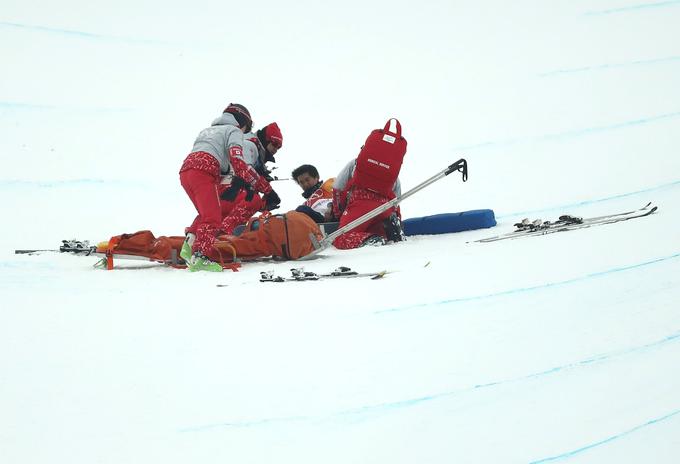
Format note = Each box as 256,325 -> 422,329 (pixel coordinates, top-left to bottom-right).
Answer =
256,165 -> 275,182
220,177 -> 246,201
244,184 -> 256,202
263,190 -> 281,211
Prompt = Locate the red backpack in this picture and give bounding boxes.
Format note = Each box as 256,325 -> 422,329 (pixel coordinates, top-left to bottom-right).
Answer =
351,118 -> 407,197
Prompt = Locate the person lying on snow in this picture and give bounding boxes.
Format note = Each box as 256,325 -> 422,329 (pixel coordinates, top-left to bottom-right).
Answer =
331,118 -> 407,249
218,122 -> 283,234
179,104 -> 281,272
291,164 -> 335,223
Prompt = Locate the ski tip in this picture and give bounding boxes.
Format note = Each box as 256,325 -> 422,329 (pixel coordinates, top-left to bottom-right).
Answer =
371,271 -> 388,280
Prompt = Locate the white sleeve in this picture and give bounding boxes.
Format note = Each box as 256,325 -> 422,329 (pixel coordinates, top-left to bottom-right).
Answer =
393,177 -> 402,197
333,159 -> 356,192
242,139 -> 259,167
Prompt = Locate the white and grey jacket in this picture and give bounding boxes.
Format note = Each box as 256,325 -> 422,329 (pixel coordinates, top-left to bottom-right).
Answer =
191,113 -> 245,175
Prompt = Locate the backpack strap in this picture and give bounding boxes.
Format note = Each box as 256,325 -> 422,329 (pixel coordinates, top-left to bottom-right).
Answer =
104,236 -> 121,270
383,118 -> 402,138
281,214 -> 291,260
213,241 -> 237,262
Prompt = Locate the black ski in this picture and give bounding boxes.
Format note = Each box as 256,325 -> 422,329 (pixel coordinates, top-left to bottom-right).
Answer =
15,240 -> 97,255
260,266 -> 388,282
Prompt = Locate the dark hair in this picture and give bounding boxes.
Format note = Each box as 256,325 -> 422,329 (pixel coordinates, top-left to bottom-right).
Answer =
291,164 -> 320,181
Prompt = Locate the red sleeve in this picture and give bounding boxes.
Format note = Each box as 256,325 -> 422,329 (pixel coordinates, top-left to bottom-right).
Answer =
229,146 -> 272,194
332,188 -> 346,219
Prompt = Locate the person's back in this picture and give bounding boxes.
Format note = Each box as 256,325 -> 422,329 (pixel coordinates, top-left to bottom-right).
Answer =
191,112 -> 246,174
331,119 -> 407,249
333,160 -> 401,216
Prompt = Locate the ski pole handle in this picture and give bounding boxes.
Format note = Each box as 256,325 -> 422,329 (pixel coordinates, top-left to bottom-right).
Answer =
445,158 -> 468,181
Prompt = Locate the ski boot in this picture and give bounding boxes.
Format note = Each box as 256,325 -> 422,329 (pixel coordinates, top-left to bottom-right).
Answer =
361,235 -> 386,247
383,212 -> 405,242
180,233 -> 195,264
188,252 -> 222,272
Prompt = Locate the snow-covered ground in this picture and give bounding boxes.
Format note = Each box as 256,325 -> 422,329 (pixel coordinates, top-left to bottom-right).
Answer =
2,1 -> 679,463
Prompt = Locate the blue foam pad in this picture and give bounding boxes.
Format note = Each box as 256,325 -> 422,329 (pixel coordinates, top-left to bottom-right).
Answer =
403,209 -> 496,236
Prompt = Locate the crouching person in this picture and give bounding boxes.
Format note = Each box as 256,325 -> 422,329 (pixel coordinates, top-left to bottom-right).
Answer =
179,103 -> 277,272
219,122 -> 284,233
332,119 -> 407,249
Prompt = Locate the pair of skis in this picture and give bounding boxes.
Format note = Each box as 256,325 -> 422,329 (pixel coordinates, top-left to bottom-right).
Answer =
475,202 -> 657,243
260,266 -> 388,282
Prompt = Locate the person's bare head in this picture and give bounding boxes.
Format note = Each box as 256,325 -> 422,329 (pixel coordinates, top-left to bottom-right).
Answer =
292,164 -> 321,191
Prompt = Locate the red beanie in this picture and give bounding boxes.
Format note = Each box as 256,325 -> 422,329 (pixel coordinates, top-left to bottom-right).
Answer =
265,123 -> 283,149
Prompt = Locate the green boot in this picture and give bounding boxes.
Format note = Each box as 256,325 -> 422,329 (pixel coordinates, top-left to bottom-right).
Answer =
188,253 -> 223,272
180,233 -> 195,263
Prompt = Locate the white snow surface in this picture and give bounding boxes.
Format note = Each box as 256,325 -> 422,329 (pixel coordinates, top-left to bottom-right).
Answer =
2,1 -> 680,463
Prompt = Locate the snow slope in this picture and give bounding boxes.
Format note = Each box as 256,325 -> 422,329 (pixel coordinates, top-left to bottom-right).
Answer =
2,1 -> 680,463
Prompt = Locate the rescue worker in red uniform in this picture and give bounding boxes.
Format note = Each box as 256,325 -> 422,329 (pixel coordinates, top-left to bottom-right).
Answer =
179,104 -> 280,271
219,122 -> 283,234
331,119 -> 407,249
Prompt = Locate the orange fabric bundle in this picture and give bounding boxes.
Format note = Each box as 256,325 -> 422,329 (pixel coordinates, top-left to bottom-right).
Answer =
214,211 -> 323,261
97,231 -> 185,262
99,211 -> 323,266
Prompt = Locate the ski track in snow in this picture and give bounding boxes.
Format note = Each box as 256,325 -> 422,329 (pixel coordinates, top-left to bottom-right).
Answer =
536,111 -> 680,141
0,20 -> 170,46
0,178 -> 145,189
539,55 -> 680,77
454,111 -> 680,153
529,408 -> 680,463
0,100 -> 133,113
497,182 -> 679,219
375,252 -> 680,315
584,0 -> 680,16
179,329 -> 680,433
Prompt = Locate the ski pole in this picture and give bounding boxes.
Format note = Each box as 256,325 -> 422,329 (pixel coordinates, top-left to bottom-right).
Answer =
300,158 -> 468,260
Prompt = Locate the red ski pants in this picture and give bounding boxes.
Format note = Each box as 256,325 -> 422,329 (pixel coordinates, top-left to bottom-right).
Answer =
333,189 -> 394,250
218,187 -> 264,234
180,168 -> 222,256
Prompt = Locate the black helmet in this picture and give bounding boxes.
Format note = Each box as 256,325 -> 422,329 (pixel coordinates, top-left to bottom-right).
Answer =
223,103 -> 252,133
